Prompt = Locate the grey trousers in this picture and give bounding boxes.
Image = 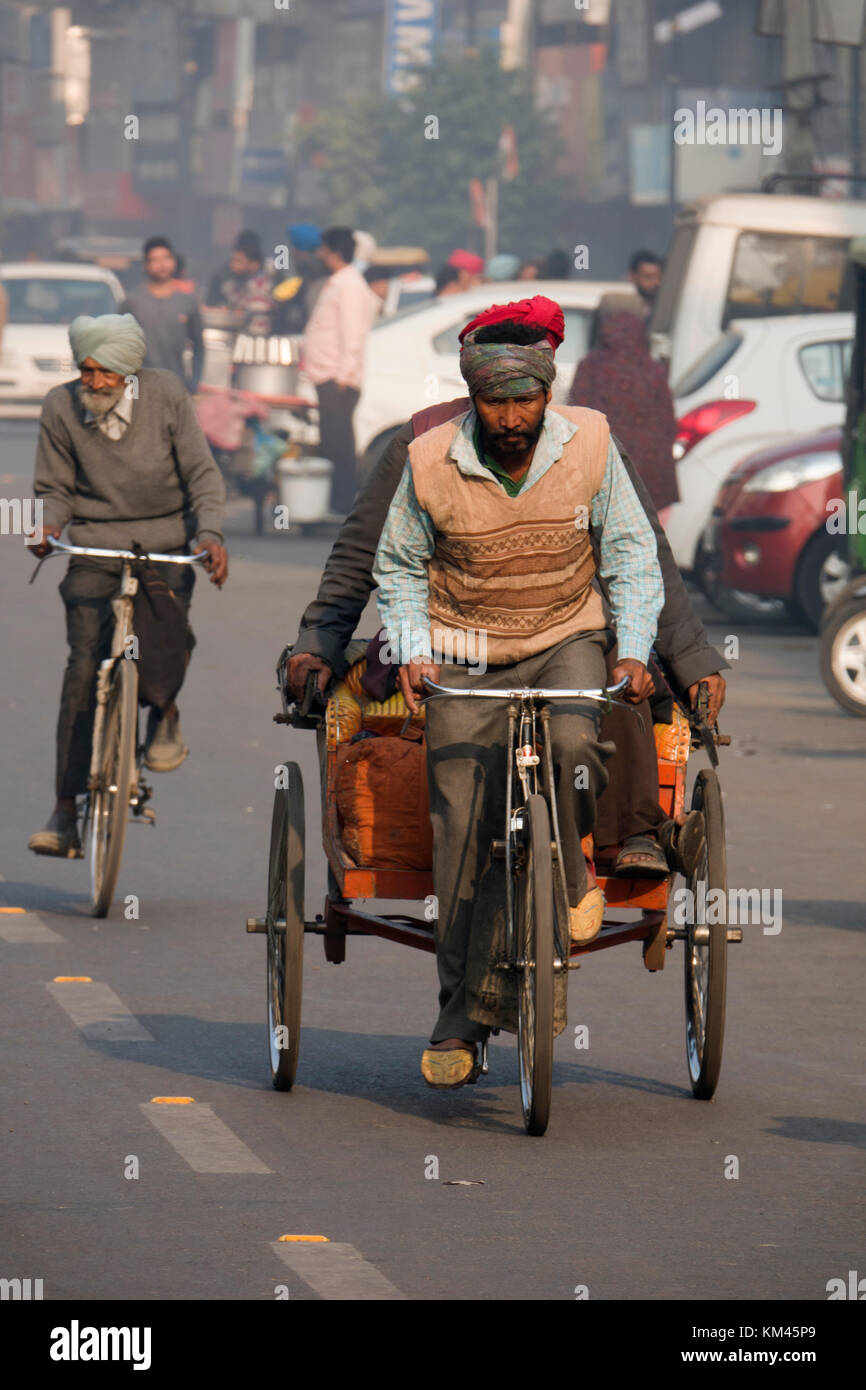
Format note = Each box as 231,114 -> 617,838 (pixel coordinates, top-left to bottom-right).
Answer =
56,558 -> 195,800
423,629 -> 612,1044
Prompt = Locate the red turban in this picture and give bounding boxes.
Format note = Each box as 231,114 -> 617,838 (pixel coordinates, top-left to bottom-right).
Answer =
447,248 -> 485,275
458,294 -> 565,351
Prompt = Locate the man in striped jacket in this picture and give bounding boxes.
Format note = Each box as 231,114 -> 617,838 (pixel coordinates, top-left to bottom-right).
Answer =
373,297 -> 664,1088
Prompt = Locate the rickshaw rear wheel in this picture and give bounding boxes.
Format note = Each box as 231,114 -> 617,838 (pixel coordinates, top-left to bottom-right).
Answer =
515,794 -> 555,1136
267,763 -> 305,1091
683,769 -> 727,1099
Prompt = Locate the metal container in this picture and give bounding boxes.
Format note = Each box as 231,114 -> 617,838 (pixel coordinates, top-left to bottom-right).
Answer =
232,334 -> 302,397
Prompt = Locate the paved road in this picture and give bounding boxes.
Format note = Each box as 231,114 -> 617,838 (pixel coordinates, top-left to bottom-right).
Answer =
1,420 -> 863,1303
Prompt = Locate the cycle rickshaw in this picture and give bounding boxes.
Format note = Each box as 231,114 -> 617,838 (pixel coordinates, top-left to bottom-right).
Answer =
246,644 -> 737,1135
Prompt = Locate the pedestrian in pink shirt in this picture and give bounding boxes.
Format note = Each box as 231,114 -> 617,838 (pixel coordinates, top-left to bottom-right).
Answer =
304,226 -> 379,514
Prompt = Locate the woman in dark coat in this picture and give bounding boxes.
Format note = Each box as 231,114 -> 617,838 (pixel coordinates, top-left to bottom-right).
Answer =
569,305 -> 680,519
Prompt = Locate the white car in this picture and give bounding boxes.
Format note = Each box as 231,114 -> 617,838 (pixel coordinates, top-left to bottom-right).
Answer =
354,278 -> 630,466
667,312 -> 853,573
0,262 -> 125,417
651,191 -> 866,383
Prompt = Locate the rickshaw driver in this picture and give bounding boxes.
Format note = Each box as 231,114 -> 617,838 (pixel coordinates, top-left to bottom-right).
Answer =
373,311 -> 665,1089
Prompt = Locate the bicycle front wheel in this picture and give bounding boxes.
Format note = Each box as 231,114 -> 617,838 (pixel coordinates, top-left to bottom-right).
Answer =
89,658 -> 138,918
515,793 -> 555,1136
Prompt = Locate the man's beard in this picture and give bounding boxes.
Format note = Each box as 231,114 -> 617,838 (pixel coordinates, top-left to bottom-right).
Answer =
480,413 -> 545,456
79,382 -> 125,416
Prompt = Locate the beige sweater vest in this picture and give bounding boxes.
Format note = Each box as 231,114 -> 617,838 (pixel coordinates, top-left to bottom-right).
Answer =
409,404 -> 610,664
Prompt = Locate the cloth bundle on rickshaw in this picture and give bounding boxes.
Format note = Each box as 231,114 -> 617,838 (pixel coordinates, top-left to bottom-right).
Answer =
334,730 -> 433,871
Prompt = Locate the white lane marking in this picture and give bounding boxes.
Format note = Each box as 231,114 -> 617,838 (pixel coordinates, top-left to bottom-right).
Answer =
0,912 -> 63,943
46,981 -> 154,1041
272,1241 -> 407,1300
141,1103 -> 272,1174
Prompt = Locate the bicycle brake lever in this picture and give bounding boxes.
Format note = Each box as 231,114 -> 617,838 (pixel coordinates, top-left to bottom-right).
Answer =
28,554 -> 48,585
298,669 -> 326,720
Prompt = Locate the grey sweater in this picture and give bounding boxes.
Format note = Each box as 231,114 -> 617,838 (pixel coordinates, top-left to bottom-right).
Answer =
34,368 -> 225,551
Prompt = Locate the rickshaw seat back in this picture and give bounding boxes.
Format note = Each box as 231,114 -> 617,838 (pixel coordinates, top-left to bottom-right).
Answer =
654,704 -> 690,821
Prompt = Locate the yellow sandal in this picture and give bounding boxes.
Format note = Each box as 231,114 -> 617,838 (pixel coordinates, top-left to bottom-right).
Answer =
421,1045 -> 477,1089
568,886 -> 605,944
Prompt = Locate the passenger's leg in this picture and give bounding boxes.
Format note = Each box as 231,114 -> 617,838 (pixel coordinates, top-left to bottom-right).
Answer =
594,700 -> 666,846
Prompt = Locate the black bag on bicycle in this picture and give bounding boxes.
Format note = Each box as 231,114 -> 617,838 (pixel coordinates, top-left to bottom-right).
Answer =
132,559 -> 192,710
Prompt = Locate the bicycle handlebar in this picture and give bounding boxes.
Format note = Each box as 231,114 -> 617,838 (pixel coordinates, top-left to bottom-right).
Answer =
44,537 -> 207,564
421,675 -> 630,701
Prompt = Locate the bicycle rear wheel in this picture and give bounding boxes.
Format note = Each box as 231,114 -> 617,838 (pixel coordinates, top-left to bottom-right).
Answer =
89,658 -> 138,918
267,764 -> 305,1091
515,793 -> 555,1136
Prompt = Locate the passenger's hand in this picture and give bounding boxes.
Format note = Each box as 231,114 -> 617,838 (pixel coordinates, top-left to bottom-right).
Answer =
399,660 -> 440,715
286,653 -> 332,703
195,539 -> 228,587
25,525 -> 61,559
610,659 -> 654,705
688,672 -> 726,725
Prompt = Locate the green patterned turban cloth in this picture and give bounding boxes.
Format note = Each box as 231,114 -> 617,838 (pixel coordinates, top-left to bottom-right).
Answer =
459,328 -> 556,399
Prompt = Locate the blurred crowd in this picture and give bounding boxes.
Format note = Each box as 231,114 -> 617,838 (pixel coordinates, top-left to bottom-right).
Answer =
36,220 -> 673,521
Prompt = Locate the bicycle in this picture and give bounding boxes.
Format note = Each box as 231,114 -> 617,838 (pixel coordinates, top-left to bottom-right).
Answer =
40,537 -> 205,917
421,674 -> 629,1135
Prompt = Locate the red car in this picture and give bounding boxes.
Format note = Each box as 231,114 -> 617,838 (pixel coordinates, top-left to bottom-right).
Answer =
699,426 -> 851,629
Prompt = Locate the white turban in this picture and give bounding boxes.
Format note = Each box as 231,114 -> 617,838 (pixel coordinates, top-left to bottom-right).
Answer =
68,313 -> 146,375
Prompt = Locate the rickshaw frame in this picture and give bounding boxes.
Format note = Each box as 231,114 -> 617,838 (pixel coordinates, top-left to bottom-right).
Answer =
247,644 -> 737,1127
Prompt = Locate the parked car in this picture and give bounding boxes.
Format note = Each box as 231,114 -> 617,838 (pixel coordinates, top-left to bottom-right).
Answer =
353,277 -> 630,469
698,426 -> 850,628
0,262 -> 124,417
650,190 -> 866,383
667,312 -> 853,575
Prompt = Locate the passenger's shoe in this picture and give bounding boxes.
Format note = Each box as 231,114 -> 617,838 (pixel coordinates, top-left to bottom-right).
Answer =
659,811 -> 705,878
28,809 -> 81,858
568,886 -> 605,944
143,708 -> 188,773
421,1040 -> 477,1089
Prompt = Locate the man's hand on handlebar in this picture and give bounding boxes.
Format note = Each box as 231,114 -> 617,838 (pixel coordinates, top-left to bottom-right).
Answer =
286,653 -> 333,704
610,658 -> 654,705
195,538 -> 228,587
399,659 -> 441,715
687,672 -> 726,726
26,526 -> 61,559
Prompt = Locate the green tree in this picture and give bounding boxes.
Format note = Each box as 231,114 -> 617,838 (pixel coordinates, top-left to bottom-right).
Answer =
296,47 -> 570,264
